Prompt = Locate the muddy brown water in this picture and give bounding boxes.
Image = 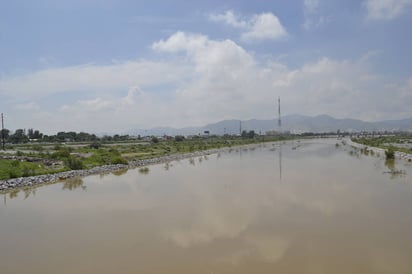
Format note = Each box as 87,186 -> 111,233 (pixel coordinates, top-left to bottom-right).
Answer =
1,139 -> 412,274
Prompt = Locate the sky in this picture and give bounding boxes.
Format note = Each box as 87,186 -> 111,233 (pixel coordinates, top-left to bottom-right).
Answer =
1,0 -> 412,134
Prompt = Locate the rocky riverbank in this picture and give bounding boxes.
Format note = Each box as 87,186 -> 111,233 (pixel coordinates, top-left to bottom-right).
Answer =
0,146 -> 242,192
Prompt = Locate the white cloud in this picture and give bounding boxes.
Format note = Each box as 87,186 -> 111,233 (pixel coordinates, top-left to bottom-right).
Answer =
1,31 -> 411,133
365,0 -> 412,20
153,32 -> 254,72
210,11 -> 287,42
241,13 -> 287,42
209,10 -> 248,28
0,61 -> 191,99
152,31 -> 209,54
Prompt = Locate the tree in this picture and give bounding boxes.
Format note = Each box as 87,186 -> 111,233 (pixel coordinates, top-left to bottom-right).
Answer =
241,130 -> 255,139
33,130 -> 43,139
1,128 -> 10,140
27,128 -> 43,140
27,128 -> 34,139
10,129 -> 28,143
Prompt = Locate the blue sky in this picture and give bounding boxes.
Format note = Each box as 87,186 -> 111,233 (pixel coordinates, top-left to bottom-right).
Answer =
1,0 -> 412,133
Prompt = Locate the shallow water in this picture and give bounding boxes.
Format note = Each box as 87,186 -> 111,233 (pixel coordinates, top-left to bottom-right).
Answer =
1,139 -> 412,274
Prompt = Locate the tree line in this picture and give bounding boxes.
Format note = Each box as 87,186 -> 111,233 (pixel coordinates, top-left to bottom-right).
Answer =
0,128 -> 103,144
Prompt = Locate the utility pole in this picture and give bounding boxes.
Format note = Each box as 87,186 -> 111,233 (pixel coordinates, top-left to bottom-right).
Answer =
239,120 -> 242,136
1,113 -> 5,150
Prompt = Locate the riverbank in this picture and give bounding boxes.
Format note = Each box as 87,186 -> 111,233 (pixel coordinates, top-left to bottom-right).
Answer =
0,144 -> 262,192
347,137 -> 412,161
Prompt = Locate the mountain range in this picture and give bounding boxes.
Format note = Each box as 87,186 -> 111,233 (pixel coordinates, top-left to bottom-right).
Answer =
128,114 -> 412,136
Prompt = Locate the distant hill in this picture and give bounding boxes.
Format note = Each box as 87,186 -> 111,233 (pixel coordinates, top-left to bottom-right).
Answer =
128,114 -> 412,136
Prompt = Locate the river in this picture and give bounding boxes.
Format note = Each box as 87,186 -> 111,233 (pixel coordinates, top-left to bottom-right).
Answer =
1,139 -> 412,274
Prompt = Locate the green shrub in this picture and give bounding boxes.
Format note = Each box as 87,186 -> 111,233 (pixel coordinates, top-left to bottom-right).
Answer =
108,148 -> 120,156
111,157 -> 128,165
8,170 -> 19,179
385,148 -> 395,160
65,156 -> 84,170
11,160 -> 20,167
89,142 -> 101,149
22,166 -> 35,177
51,147 -> 72,159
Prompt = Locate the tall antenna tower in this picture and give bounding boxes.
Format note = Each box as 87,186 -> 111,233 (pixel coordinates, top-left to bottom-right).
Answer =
278,97 -> 281,130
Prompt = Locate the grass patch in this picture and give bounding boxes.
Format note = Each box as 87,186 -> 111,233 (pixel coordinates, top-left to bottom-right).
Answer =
0,159 -> 62,180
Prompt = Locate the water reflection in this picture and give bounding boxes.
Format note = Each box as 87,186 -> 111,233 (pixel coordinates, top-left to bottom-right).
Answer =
9,189 -> 19,199
138,167 -> 150,174
112,168 -> 128,176
279,143 -> 282,180
385,158 -> 396,170
1,139 -> 412,274
62,177 -> 86,191
23,187 -> 37,199
384,159 -> 406,179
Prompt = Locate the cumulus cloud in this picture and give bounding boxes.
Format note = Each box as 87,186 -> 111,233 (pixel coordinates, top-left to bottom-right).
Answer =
153,31 -> 254,72
210,10 -> 287,42
1,31 -> 411,133
241,13 -> 288,42
209,10 -> 248,28
365,0 -> 412,20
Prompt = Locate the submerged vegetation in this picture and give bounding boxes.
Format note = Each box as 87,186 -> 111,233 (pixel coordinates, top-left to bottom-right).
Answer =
138,167 -> 150,174
385,148 -> 395,160
352,135 -> 411,177
352,135 -> 412,156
